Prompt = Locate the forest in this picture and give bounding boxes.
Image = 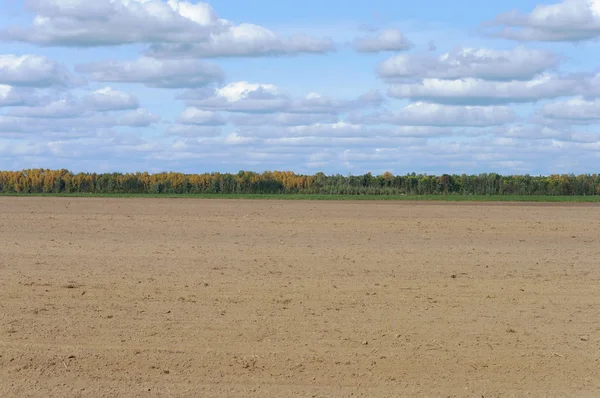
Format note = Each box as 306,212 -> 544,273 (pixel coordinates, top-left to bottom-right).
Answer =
1,169 -> 600,196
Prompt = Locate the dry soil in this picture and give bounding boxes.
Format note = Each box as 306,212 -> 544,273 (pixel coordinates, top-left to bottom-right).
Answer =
1,198 -> 600,397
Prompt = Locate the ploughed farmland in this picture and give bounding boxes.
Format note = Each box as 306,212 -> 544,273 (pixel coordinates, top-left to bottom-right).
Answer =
1,197 -> 600,396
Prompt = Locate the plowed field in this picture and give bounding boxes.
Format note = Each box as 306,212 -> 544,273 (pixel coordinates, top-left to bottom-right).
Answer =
1,198 -> 599,397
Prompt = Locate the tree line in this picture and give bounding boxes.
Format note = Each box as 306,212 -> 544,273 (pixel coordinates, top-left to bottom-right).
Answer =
1,169 -> 599,196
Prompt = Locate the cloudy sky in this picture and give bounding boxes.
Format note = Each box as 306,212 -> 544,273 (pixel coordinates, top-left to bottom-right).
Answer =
1,0 -> 600,175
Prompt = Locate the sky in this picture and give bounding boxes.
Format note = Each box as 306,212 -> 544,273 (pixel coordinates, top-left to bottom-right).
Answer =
1,0 -> 600,175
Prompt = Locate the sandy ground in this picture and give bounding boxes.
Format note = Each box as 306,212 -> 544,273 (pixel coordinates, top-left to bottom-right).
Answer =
1,198 -> 600,397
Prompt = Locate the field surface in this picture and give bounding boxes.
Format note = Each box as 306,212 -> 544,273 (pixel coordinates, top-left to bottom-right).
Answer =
1,198 -> 600,397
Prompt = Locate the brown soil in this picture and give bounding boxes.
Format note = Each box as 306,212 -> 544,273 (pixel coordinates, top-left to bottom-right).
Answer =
1,197 -> 600,397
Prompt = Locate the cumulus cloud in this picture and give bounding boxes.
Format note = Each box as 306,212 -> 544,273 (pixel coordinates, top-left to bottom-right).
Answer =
223,132 -> 257,145
118,108 -> 161,127
378,47 -> 559,81
351,29 -> 412,53
0,110 -> 162,139
486,0 -> 600,41
163,120 -> 458,156
0,85 -> 41,107
260,136 -> 424,148
0,115 -> 39,136
4,86 -> 155,121
181,82 -> 384,114
0,114 -> 104,140
392,126 -> 458,137
0,54 -> 79,87
1,0 -> 334,57
0,0 -> 224,46
146,28 -> 334,58
195,122 -> 461,141
177,108 -> 226,125
83,87 -> 139,111
387,74 -> 579,105
490,124 -> 570,140
170,129 -> 425,151
167,129 -> 259,145
215,81 -> 280,102
291,90 -> 383,114
230,113 -> 339,126
19,130 -> 162,163
6,98 -> 84,118
76,57 -> 223,88
349,102 -> 516,127
241,122 -> 377,139
0,84 -> 160,139
7,115 -> 599,174
540,97 -> 600,121
165,125 -> 223,137
180,82 -> 288,113
1,112 -> 161,131
580,72 -> 600,97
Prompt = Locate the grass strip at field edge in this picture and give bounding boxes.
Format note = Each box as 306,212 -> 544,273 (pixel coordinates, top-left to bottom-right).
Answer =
2,193 -> 600,202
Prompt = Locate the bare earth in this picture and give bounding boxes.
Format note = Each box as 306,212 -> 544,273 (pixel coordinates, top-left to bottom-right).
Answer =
1,198 -> 600,397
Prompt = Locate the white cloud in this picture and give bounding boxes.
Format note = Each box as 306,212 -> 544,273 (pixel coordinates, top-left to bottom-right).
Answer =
379,47 -> 559,81
76,57 -> 223,88
0,85 -> 41,107
291,90 -> 383,114
7,98 -> 84,118
392,126 -> 458,137
0,85 -> 13,100
487,0 -> 600,41
181,82 -> 289,113
147,25 -> 334,58
272,122 -> 374,138
224,132 -> 257,145
208,122 -> 459,141
178,108 -> 226,125
216,81 -> 280,102
261,136 -> 411,148
181,82 -> 383,114
0,54 -> 78,87
23,130 -> 162,162
0,111 -> 162,139
5,86 -> 150,119
165,125 -> 223,137
7,120 -> 600,175
230,113 -> 339,126
491,124 -> 570,140
1,0 -> 334,57
1,0 -> 224,46
83,87 -> 139,111
352,29 -> 412,53
350,102 -> 517,127
569,131 -> 600,142
118,108 -> 161,127
581,72 -> 600,97
541,97 -> 600,121
0,84 -> 160,139
388,74 -> 578,105
0,111 -> 161,136
0,115 -> 38,136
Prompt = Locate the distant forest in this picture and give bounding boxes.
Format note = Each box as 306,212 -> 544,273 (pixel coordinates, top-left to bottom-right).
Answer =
1,169 -> 600,196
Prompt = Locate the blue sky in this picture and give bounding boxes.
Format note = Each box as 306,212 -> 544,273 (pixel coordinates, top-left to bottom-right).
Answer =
1,0 -> 600,175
